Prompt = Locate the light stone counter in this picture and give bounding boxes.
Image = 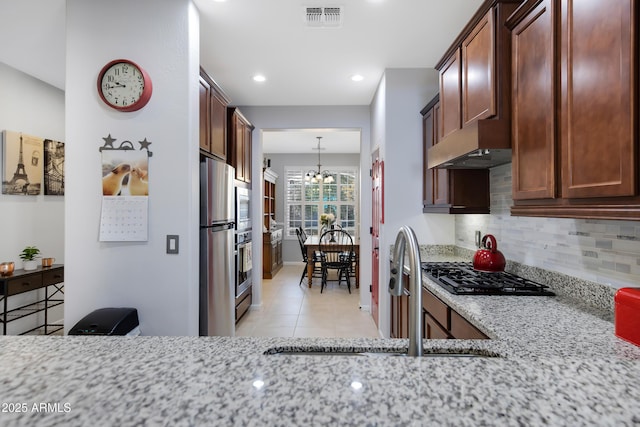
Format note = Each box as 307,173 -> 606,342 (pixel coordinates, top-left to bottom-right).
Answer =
1,248 -> 640,426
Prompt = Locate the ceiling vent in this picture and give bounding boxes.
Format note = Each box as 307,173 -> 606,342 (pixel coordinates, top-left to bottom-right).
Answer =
304,6 -> 343,28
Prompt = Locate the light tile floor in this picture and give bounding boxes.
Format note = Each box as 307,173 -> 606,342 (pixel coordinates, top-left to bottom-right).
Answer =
236,264 -> 380,338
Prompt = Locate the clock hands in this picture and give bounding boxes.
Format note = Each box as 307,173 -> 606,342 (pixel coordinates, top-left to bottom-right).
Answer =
105,82 -> 127,90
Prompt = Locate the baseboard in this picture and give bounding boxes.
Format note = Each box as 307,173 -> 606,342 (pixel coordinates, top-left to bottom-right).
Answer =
283,261 -> 305,266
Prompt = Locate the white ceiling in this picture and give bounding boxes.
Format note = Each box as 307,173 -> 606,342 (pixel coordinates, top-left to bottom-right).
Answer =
262,129 -> 361,154
0,0 -> 484,153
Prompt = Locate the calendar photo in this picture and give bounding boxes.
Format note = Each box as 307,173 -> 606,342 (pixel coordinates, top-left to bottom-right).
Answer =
101,149 -> 149,196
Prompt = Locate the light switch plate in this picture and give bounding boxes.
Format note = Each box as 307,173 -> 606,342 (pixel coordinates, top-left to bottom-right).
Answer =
166,235 -> 179,254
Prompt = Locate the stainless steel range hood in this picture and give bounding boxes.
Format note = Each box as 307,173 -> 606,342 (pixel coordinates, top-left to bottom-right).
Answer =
427,119 -> 512,169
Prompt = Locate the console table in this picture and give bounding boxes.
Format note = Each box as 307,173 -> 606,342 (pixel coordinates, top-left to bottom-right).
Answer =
0,265 -> 64,335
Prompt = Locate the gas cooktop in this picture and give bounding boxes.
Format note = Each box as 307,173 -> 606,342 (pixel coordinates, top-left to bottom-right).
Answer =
421,262 -> 555,296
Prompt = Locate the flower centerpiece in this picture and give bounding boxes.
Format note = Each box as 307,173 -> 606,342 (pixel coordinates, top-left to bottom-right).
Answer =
320,213 -> 336,241
320,213 -> 335,228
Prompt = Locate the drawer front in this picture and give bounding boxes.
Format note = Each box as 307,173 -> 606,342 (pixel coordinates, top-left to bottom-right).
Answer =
450,310 -> 487,339
6,275 -> 43,296
43,268 -> 64,286
422,288 -> 449,329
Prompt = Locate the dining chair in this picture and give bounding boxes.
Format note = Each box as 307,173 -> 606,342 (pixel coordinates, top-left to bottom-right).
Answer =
318,228 -> 354,293
296,227 -> 322,286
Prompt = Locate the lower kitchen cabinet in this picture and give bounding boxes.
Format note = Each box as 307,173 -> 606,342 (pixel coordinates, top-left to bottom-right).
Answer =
389,268 -> 487,340
422,287 -> 488,340
263,228 -> 283,279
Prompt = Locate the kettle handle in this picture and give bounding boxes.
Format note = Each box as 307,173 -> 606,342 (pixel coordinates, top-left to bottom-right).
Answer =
481,234 -> 498,252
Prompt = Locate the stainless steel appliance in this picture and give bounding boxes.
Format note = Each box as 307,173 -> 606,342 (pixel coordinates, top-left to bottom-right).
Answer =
234,187 -> 252,321
235,229 -> 252,321
235,187 -> 251,232
199,158 -> 235,336
421,262 -> 555,296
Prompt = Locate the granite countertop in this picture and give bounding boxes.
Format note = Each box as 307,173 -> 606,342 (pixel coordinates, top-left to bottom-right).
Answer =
1,251 -> 640,426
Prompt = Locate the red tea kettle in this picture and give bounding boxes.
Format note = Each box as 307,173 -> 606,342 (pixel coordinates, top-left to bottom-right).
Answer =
473,234 -> 506,272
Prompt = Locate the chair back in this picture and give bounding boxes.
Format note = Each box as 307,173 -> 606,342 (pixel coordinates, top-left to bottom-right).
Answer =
295,227 -> 308,262
319,229 -> 353,266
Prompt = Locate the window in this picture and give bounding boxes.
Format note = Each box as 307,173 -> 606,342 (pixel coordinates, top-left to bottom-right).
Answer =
285,166 -> 359,239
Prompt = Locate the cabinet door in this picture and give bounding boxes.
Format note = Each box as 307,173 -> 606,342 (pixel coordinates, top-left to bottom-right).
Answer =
462,9 -> 496,126
199,77 -> 211,152
233,115 -> 245,181
422,107 -> 435,206
439,50 -> 462,141
511,0 -> 556,200
243,124 -> 252,184
425,313 -> 449,339
210,91 -> 227,161
431,103 -> 450,206
450,310 -> 487,339
560,0 -> 636,199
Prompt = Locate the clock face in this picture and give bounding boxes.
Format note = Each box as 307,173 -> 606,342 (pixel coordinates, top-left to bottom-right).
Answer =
98,60 -> 152,111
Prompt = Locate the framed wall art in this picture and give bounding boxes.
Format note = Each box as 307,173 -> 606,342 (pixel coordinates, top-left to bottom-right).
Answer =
2,130 -> 44,195
44,139 -> 65,195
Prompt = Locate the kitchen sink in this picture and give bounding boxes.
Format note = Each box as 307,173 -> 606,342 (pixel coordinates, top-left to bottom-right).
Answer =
264,347 -> 501,358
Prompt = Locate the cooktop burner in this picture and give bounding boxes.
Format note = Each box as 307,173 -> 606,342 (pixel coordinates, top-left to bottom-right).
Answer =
421,262 -> 555,296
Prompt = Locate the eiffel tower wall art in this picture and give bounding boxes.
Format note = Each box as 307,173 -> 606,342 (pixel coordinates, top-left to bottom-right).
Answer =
2,130 -> 44,195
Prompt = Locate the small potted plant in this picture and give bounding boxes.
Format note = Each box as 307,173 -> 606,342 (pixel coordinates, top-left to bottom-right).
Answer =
19,246 -> 40,271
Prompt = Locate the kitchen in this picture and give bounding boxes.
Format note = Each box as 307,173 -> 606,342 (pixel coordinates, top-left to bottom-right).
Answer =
1,0 -> 640,425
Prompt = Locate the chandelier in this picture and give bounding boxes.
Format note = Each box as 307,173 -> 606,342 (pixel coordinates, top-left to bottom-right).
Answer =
305,136 -> 334,184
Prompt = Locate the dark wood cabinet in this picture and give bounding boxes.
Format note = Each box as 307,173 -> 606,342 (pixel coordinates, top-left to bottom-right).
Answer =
389,266 -> 488,340
431,0 -> 520,169
421,287 -> 488,340
227,107 -> 253,184
263,169 -> 282,279
508,0 -> 639,220
461,9 -> 496,126
510,0 -> 556,201
263,228 -> 283,279
199,67 -> 230,161
390,272 -> 410,339
439,51 -> 462,141
422,95 -> 490,214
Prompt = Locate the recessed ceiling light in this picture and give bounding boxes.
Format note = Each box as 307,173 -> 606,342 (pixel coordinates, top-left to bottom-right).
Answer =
351,74 -> 364,82
253,74 -> 266,83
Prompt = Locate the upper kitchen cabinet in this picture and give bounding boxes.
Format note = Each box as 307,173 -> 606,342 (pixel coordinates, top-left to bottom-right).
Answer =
199,67 -> 230,161
508,0 -> 639,220
227,107 -> 254,185
429,0 -> 521,169
422,95 -> 490,214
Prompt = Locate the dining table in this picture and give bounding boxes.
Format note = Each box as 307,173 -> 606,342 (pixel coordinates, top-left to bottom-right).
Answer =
303,235 -> 359,288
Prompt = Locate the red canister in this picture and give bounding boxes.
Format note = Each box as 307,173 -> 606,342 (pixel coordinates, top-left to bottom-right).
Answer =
615,287 -> 640,347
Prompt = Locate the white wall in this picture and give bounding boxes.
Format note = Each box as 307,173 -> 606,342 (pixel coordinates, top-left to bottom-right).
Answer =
0,62 -> 65,263
237,106 -> 372,311
0,62 -> 65,333
372,68 -> 455,338
65,0 -> 200,335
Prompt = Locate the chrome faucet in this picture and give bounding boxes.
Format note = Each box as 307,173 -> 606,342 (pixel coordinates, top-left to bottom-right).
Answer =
388,226 -> 423,356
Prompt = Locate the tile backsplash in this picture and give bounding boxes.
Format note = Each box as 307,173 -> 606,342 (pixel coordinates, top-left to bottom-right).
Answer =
456,163 -> 640,289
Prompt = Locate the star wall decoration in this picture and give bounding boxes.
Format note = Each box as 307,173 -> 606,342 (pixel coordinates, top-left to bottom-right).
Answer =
99,134 -> 153,157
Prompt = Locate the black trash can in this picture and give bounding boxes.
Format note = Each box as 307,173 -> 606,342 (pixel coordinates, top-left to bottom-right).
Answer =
68,307 -> 140,336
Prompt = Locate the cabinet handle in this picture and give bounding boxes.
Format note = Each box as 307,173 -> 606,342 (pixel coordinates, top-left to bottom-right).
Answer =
22,282 -> 31,287
53,275 -> 62,279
